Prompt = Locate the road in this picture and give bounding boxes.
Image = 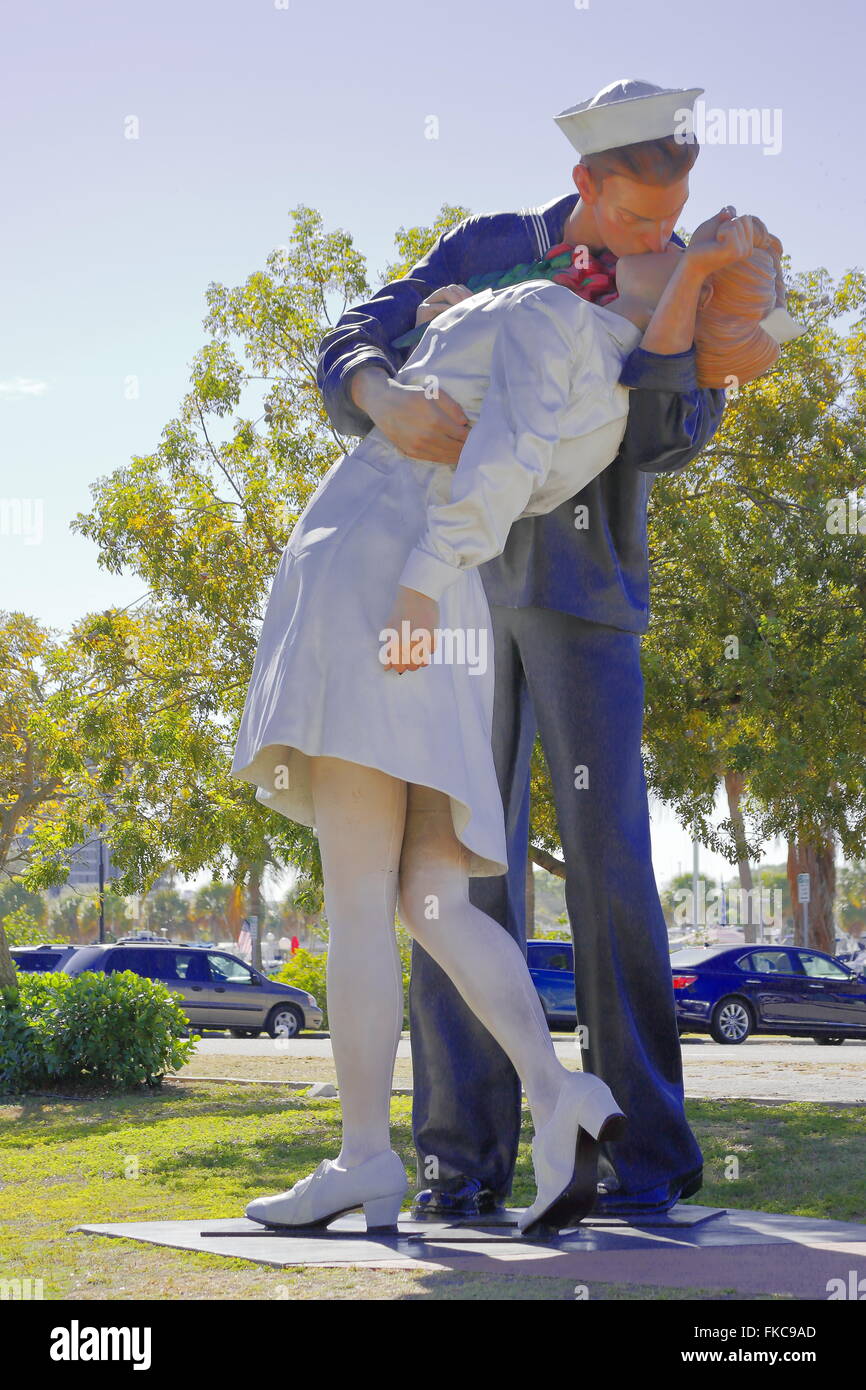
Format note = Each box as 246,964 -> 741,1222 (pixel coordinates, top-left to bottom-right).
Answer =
189,1033 -> 866,1103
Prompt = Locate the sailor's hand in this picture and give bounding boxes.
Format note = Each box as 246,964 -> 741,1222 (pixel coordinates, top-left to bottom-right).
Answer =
380,587 -> 439,673
415,284 -> 474,326
365,378 -> 471,466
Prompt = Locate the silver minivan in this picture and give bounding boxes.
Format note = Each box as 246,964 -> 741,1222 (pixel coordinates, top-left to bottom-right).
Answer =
63,943 -> 322,1037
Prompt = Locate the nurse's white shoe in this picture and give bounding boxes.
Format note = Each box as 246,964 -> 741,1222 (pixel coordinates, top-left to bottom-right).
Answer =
245,1150 -> 408,1232
519,1072 -> 626,1237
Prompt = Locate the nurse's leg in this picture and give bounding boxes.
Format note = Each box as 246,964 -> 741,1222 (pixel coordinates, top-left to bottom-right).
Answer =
309,755 -> 407,1166
399,783 -> 565,1134
408,604 -> 535,1202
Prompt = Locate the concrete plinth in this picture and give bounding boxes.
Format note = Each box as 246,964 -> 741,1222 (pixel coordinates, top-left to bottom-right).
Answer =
73,1204 -> 866,1298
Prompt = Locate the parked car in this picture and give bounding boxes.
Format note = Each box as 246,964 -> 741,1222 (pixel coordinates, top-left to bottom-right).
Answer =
527,939 -> 576,1030
61,943 -> 322,1037
10,944 -> 79,973
671,945 -> 866,1044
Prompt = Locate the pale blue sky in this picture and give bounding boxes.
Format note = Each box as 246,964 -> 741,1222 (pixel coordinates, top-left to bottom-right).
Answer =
2,0 -> 861,882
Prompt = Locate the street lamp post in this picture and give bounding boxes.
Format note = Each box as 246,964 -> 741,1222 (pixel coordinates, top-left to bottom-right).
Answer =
692,836 -> 700,940
97,832 -> 105,944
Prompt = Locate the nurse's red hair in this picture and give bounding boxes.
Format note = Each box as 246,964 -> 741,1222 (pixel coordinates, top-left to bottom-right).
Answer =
694,217 -> 786,388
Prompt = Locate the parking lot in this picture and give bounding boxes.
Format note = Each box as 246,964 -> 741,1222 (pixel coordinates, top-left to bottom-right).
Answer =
186,1032 -> 866,1103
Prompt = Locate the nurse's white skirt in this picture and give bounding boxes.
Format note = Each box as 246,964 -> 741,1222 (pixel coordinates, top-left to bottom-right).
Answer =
230,428 -> 507,877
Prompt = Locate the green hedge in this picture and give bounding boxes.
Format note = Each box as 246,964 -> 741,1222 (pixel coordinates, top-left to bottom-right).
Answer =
276,949 -> 330,1025
277,927 -> 414,1030
0,970 -> 197,1093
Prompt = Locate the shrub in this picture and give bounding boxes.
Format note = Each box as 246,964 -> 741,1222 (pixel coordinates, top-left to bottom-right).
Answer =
277,949 -> 329,1026
0,970 -> 197,1093
276,925 -> 415,1029
1,907 -> 50,945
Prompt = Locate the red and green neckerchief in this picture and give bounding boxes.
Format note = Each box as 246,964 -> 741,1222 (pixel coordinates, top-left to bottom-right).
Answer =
392,242 -> 619,351
465,241 -> 618,303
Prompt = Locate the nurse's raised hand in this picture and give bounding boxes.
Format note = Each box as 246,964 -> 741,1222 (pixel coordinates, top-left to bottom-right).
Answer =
379,586 -> 440,674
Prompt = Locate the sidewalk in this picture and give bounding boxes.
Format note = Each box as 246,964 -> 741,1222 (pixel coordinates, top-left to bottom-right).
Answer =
182,1035 -> 866,1103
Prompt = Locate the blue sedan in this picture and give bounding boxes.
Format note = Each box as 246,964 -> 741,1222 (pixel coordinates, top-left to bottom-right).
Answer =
527,939 -> 577,1029
672,945 -> 866,1044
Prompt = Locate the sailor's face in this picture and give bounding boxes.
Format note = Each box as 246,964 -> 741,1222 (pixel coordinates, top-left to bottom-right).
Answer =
592,172 -> 689,258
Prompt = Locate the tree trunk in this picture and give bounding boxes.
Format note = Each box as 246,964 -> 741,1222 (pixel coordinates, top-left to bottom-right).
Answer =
525,853 -> 536,939
787,834 -> 836,952
0,920 -> 19,998
724,770 -> 757,944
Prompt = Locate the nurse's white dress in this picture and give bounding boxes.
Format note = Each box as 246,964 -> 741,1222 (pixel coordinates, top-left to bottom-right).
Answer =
231,281 -> 641,877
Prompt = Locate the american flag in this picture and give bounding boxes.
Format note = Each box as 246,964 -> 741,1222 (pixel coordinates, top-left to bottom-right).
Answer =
237,922 -> 252,960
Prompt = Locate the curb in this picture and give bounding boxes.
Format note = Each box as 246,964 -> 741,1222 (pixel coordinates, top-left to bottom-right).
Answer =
169,1075 -> 414,1095
168,1078 -> 866,1106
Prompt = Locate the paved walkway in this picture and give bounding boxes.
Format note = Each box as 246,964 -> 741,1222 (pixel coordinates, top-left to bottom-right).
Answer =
678,1038 -> 866,1103
190,1035 -> 866,1104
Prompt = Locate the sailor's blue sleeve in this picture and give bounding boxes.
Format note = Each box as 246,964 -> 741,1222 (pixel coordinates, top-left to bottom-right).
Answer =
316,223 -> 466,438
616,345 -> 726,473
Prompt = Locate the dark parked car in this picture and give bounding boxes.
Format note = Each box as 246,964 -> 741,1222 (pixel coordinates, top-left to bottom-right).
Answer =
11,945 -> 78,973
61,943 -> 322,1037
672,945 -> 866,1044
527,939 -> 576,1029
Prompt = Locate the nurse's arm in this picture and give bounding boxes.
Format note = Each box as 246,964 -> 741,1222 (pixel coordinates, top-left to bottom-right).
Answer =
396,286 -> 578,603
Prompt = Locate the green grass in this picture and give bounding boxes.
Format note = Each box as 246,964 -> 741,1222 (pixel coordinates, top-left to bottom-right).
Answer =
1,1083 -> 863,1300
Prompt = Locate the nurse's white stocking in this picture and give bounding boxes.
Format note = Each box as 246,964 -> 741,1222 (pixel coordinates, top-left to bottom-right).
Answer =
397,782 -> 566,1133
309,758 -> 569,1170
309,755 -> 407,1167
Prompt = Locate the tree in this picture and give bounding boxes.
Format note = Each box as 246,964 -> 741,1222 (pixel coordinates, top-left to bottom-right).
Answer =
0,878 -> 46,927
724,770 -> 759,942
48,894 -> 85,943
136,887 -> 188,939
76,889 -> 132,940
659,871 -> 718,930
21,206 -> 470,955
0,614 -> 75,993
837,861 -> 866,939
0,907 -> 50,945
641,256 -> 866,951
192,881 -> 235,939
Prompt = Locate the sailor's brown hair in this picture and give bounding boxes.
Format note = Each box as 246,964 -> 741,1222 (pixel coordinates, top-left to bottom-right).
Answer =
580,134 -> 700,187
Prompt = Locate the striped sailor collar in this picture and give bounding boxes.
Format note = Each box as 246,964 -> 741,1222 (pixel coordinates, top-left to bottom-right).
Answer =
522,191 -> 687,259
521,191 -> 581,259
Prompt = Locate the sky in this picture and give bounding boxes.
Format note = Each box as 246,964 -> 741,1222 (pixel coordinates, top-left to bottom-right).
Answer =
3,0 -> 862,885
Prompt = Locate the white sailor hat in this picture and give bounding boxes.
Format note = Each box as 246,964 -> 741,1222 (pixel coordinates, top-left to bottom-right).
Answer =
554,78 -> 704,156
